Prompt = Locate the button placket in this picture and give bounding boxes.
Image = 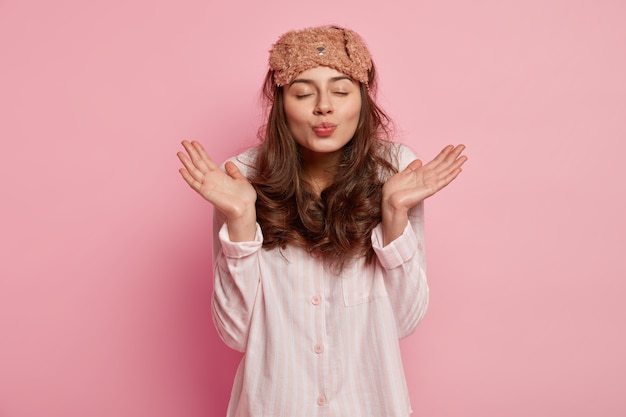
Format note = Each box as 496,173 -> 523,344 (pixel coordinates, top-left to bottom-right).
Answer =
311,263 -> 329,410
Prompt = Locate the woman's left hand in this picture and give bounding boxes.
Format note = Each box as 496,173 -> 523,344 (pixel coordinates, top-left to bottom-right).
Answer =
382,144 -> 467,213
380,144 -> 467,245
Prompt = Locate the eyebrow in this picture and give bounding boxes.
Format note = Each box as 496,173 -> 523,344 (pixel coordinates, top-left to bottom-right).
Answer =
289,75 -> 353,86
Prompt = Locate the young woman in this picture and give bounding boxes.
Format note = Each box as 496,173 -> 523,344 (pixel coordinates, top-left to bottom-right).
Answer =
178,25 -> 467,417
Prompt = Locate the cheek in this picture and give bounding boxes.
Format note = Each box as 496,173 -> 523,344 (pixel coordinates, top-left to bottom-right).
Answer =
285,114 -> 305,135
282,106 -> 307,140
348,100 -> 362,123
283,101 -> 306,126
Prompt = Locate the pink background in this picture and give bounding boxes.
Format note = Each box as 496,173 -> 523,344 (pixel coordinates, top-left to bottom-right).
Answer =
1,0 -> 625,416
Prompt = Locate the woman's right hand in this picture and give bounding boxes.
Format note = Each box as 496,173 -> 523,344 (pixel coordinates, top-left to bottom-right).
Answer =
177,140 -> 258,241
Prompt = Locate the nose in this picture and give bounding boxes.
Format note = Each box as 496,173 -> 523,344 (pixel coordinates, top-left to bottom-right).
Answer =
314,92 -> 333,115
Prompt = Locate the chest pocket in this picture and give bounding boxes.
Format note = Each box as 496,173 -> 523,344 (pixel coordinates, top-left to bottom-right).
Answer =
341,263 -> 388,306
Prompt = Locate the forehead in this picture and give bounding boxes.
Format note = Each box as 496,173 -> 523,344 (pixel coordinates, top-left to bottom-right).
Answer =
292,66 -> 353,82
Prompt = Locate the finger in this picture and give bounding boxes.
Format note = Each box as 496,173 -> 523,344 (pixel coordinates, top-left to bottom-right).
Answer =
441,167 -> 463,187
445,154 -> 468,174
224,161 -> 246,180
431,157 -> 467,189
443,144 -> 466,165
427,167 -> 463,197
181,140 -> 217,173
179,167 -> 202,191
177,151 -> 206,183
432,145 -> 455,163
191,141 -> 219,171
181,140 -> 200,161
429,144 -> 466,172
404,159 -> 423,172
422,145 -> 454,170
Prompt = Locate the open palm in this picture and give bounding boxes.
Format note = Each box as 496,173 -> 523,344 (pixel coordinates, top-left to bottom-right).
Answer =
383,144 -> 467,212
177,140 -> 257,220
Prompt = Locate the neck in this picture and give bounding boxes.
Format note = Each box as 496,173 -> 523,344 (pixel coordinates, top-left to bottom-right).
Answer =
301,150 -> 341,195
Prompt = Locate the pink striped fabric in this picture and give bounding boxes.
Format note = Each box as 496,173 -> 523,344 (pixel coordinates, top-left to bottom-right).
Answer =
211,143 -> 428,417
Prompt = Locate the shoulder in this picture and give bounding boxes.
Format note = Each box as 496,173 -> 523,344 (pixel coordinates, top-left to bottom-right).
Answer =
223,146 -> 260,178
381,141 -> 419,172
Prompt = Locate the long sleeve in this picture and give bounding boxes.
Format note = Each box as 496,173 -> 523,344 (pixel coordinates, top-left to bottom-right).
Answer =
210,145 -> 427,417
371,202 -> 428,338
211,199 -> 264,352
370,143 -> 429,338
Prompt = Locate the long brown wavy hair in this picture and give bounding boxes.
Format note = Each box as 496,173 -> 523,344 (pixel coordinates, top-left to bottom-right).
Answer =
250,62 -> 397,269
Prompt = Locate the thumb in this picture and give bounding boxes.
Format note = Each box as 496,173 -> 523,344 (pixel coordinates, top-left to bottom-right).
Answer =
224,161 -> 245,180
405,159 -> 423,172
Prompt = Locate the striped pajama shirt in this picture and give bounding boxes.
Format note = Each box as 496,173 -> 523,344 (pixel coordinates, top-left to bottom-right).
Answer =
212,143 -> 429,417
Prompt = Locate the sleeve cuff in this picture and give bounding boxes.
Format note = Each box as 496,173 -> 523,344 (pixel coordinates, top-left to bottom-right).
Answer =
218,222 -> 263,258
371,221 -> 419,269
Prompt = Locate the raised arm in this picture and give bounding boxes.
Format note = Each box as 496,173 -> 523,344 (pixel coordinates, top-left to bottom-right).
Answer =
178,142 -> 263,351
177,140 -> 257,242
381,144 -> 467,245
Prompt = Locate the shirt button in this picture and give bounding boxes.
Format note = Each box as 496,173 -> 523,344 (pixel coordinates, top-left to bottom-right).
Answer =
311,295 -> 321,305
317,395 -> 326,406
313,343 -> 324,354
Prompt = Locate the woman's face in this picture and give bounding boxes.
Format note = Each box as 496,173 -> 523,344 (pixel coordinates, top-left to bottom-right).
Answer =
282,66 -> 362,162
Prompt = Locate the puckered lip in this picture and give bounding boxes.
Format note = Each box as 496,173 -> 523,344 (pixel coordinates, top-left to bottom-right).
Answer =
313,122 -> 337,129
